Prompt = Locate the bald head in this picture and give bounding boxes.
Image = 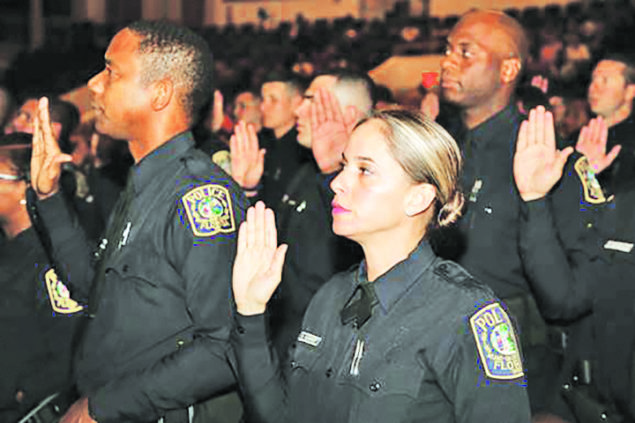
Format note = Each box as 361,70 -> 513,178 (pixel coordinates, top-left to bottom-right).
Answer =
456,10 -> 529,68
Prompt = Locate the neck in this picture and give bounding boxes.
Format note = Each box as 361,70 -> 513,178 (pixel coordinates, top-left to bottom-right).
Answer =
462,92 -> 511,130
2,210 -> 32,240
129,125 -> 189,163
604,105 -> 632,128
273,121 -> 295,139
359,225 -> 426,282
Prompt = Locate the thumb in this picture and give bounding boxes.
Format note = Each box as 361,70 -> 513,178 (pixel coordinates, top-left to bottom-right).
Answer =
270,244 -> 288,280
55,154 -> 74,165
555,146 -> 574,172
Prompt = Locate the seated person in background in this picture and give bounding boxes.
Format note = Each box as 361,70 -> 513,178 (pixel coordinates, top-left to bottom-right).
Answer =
0,132 -> 83,423
230,109 -> 531,423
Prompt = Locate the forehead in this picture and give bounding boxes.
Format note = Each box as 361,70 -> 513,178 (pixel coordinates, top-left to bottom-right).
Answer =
449,15 -> 511,54
19,99 -> 38,116
593,60 -> 626,77
347,119 -> 389,155
236,92 -> 255,103
105,29 -> 142,64
262,81 -> 289,97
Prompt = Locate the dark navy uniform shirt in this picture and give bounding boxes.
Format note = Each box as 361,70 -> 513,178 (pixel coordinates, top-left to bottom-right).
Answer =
38,132 -> 246,423
231,241 -> 531,423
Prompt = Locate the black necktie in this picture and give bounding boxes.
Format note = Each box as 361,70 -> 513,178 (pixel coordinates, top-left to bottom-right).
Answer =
340,281 -> 378,329
87,174 -> 135,317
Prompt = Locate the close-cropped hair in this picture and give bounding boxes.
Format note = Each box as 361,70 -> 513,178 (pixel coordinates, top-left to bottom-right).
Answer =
328,70 -> 375,115
126,20 -> 213,124
601,53 -> 635,85
356,108 -> 464,229
262,71 -> 309,97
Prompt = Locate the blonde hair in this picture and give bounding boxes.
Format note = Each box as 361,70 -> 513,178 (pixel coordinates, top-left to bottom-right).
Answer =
357,109 -> 464,228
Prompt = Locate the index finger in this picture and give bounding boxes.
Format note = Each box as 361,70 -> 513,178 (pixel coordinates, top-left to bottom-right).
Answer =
38,97 -> 60,156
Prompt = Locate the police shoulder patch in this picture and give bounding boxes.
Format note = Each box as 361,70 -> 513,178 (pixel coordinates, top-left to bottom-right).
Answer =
182,184 -> 236,237
574,156 -> 606,204
45,268 -> 83,314
470,302 -> 524,380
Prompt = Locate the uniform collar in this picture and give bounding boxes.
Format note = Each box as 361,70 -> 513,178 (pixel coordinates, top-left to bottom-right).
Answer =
355,240 -> 437,314
467,104 -> 520,146
130,131 -> 194,193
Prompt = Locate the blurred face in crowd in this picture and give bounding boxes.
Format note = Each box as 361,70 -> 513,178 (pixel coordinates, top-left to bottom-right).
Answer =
233,92 -> 262,127
588,60 -> 635,124
440,12 -> 522,127
330,119 -> 423,246
260,82 -> 301,138
6,99 -> 38,134
0,154 -> 25,220
88,29 -> 152,142
295,75 -> 338,148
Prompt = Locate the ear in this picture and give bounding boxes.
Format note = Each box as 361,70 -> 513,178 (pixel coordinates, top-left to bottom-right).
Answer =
404,183 -> 436,217
501,58 -> 522,84
150,78 -> 173,112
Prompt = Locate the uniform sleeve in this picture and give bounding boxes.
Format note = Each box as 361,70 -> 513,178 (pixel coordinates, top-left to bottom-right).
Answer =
87,185 -> 247,423
518,196 -> 601,321
435,303 -> 531,423
35,193 -> 96,300
228,312 -> 288,423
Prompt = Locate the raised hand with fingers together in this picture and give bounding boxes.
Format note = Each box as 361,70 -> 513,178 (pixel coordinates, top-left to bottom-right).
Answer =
514,106 -> 574,201
30,97 -> 73,199
230,121 -> 265,195
575,116 -> 620,174
232,201 -> 288,316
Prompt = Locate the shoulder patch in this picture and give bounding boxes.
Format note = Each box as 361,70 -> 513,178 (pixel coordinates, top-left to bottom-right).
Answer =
574,156 -> 606,204
182,184 -> 236,237
470,302 -> 524,380
211,150 -> 231,175
45,268 -> 83,314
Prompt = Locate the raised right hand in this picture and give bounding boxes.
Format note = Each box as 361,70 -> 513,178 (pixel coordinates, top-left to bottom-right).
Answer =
232,201 -> 287,316
229,121 -> 265,193
514,106 -> 573,202
30,97 -> 72,199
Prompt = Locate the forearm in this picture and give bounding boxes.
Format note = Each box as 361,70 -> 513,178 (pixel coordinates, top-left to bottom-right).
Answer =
230,313 -> 288,423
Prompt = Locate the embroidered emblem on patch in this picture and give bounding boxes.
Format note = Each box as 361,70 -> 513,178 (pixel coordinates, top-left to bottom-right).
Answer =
297,331 -> 322,347
45,268 -> 83,314
182,184 -> 236,237
470,302 -> 523,380
574,156 -> 606,204
212,151 -> 231,175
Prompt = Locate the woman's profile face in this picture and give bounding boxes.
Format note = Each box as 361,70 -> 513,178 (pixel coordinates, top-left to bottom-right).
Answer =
330,119 -> 415,243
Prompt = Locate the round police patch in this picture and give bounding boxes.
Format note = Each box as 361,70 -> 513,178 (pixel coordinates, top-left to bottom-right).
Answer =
182,184 -> 236,237
470,302 -> 523,380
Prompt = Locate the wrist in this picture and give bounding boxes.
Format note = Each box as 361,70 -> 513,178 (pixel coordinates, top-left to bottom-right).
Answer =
236,302 -> 266,316
519,191 -> 547,202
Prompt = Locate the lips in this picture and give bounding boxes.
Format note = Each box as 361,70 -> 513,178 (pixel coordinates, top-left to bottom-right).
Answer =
331,200 -> 350,215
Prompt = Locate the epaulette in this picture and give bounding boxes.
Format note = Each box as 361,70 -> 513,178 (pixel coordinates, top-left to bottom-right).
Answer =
433,260 -> 482,291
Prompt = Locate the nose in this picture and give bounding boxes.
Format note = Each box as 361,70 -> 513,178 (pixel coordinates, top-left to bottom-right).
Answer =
295,98 -> 309,120
440,51 -> 457,72
88,70 -> 105,95
330,167 -> 346,194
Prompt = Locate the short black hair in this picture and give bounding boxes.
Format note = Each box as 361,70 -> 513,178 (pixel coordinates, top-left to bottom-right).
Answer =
600,52 -> 635,85
126,20 -> 213,125
262,71 -> 309,97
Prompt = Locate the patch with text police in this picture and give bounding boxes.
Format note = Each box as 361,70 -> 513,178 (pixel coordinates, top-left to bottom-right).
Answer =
470,302 -> 523,380
182,184 -> 236,237
45,268 -> 84,314
574,156 -> 606,204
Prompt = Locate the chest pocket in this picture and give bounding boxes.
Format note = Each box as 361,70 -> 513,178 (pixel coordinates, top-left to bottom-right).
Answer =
289,335 -> 323,373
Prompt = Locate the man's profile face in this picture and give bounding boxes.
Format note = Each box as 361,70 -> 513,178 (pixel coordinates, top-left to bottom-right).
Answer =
588,60 -> 634,120
260,82 -> 299,135
233,92 -> 261,126
440,16 -> 505,109
87,29 -> 152,141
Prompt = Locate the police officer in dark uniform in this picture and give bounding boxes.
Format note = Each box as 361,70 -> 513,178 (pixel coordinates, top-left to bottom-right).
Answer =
230,110 -> 530,423
30,21 -> 246,423
0,133 -> 83,423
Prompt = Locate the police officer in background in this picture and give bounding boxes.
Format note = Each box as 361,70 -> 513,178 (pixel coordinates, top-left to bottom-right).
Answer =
437,9 -> 588,414
30,21 -> 246,423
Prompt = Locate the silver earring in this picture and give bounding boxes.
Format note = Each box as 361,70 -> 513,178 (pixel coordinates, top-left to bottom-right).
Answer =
19,199 -> 26,205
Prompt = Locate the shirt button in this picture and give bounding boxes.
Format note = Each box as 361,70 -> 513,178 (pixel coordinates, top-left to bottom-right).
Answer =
369,382 -> 381,392
122,264 -> 129,272
237,326 -> 245,334
290,360 -> 298,368
325,368 -> 333,378
586,222 -> 593,228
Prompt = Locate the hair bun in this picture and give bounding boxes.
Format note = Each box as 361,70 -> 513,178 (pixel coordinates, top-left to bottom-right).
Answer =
437,191 -> 465,227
